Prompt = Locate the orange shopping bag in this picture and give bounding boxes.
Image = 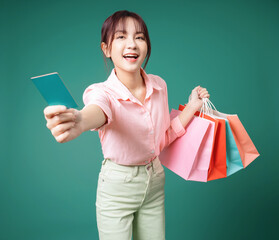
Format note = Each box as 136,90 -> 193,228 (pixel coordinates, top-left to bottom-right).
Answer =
207,118 -> 227,180
179,104 -> 227,181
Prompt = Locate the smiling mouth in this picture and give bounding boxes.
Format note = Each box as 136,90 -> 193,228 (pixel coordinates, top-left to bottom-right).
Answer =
123,55 -> 139,59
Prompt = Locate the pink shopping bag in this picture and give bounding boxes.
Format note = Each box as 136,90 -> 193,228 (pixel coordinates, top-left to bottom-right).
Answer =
159,109 -> 215,182
179,104 -> 227,181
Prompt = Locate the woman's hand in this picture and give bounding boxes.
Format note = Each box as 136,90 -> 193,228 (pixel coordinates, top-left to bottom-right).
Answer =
44,105 -> 83,143
188,86 -> 210,112
178,86 -> 210,128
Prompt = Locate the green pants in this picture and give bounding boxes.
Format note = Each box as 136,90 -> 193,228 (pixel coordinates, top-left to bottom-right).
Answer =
96,157 -> 166,240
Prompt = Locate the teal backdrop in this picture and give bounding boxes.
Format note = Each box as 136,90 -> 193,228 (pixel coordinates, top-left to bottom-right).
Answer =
1,0 -> 278,239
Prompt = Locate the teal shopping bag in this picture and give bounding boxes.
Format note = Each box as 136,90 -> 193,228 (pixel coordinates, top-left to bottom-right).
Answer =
225,119 -> 244,176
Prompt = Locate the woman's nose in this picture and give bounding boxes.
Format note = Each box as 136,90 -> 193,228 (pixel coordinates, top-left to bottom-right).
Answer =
126,37 -> 137,48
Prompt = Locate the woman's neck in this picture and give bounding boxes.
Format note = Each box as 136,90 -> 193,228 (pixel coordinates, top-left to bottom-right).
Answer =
114,67 -> 145,91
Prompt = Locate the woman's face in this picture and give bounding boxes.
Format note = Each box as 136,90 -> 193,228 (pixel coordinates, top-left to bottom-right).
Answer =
102,17 -> 148,74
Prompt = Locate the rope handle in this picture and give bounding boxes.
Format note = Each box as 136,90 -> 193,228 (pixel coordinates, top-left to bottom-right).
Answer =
188,92 -> 218,118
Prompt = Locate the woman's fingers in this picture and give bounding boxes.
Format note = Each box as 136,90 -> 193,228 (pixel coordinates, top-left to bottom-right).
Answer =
200,91 -> 209,98
192,86 -> 201,93
199,86 -> 207,92
51,121 -> 75,138
198,87 -> 210,98
46,112 -> 76,129
44,105 -> 67,119
43,106 -> 80,143
55,131 -> 71,143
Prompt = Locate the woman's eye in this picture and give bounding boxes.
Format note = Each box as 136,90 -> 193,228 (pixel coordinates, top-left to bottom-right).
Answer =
115,35 -> 145,40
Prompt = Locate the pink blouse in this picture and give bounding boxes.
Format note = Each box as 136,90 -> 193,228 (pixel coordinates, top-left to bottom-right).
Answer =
83,68 -> 186,165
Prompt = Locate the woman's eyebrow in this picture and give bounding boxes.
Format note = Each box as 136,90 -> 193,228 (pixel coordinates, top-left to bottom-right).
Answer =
115,30 -> 126,34
115,30 -> 144,34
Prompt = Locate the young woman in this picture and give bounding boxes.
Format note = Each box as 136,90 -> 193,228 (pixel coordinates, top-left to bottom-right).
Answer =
44,10 -> 209,240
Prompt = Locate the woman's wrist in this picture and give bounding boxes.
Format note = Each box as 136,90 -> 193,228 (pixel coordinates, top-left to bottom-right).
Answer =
178,103 -> 197,128
187,101 -> 200,113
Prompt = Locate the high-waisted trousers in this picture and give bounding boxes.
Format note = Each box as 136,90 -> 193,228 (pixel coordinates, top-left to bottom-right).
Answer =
96,156 -> 165,240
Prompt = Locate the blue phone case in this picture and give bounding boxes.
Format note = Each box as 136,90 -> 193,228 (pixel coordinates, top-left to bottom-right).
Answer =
31,72 -> 78,108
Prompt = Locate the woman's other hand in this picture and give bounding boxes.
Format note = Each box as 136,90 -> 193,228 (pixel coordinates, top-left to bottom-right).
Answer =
44,105 -> 82,143
188,86 -> 210,112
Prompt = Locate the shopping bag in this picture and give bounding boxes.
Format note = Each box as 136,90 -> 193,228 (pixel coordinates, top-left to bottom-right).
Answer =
213,110 -> 260,168
179,104 -> 227,181
208,118 -> 227,180
159,109 -> 215,182
224,119 -> 244,176
203,99 -> 254,176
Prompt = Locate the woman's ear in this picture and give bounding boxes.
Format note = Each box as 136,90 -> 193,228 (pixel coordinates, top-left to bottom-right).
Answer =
101,42 -> 111,58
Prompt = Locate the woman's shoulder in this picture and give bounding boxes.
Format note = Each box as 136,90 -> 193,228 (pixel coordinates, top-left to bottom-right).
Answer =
83,78 -> 122,102
82,81 -> 112,106
84,81 -> 106,91
146,73 -> 167,89
83,80 -> 111,94
82,81 -> 109,102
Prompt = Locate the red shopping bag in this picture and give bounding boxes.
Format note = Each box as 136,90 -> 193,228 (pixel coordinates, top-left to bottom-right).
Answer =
207,118 -> 227,180
179,105 -> 227,181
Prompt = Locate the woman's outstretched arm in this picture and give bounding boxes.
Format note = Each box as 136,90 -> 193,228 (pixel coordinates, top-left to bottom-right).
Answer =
44,104 -> 107,143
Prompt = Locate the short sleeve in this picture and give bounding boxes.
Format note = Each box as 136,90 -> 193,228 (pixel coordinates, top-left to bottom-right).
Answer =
82,84 -> 112,131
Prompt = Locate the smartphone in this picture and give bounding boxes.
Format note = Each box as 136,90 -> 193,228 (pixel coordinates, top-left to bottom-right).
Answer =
31,72 -> 78,108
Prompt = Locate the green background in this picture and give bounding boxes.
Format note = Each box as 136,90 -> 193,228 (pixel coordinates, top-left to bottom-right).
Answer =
1,0 -> 278,239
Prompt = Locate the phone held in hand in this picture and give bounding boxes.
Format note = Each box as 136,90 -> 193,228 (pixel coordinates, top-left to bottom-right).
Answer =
31,72 -> 78,109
